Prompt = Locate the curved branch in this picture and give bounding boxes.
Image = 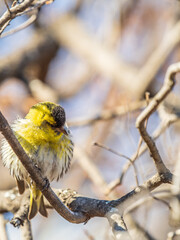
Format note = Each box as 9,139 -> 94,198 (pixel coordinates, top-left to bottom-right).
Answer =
136,62 -> 180,175
0,172 -> 173,225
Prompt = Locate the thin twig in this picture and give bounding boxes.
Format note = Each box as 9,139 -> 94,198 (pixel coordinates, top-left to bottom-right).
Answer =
167,229 -> 180,240
0,0 -> 34,31
126,214 -> 156,240
150,193 -> 171,210
69,100 -> 146,127
74,147 -> 117,199
84,230 -> 95,240
1,13 -> 37,38
105,64 -> 180,195
94,142 -> 139,187
105,119 -> 175,195
134,21 -> 180,97
4,0 -> 11,13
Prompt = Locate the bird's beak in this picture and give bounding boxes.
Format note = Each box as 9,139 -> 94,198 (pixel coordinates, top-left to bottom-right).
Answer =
60,123 -> 71,136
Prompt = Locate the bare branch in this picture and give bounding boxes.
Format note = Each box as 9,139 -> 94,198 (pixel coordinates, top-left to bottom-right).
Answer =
10,191 -> 29,227
126,214 -> 156,240
1,12 -> 37,38
0,0 -> 34,33
20,220 -> 33,240
0,173 -> 173,225
106,114 -> 178,195
69,100 -> 146,127
94,142 -> 139,187
49,14 -> 138,93
0,0 -> 51,35
134,20 -> 180,97
136,62 -> 180,175
167,229 -> 180,240
0,214 -> 8,240
106,210 -> 130,240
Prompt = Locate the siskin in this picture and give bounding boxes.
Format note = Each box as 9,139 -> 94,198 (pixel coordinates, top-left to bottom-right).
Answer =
1,102 -> 74,219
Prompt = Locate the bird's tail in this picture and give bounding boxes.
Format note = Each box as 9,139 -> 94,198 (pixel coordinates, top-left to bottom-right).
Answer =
28,183 -> 48,220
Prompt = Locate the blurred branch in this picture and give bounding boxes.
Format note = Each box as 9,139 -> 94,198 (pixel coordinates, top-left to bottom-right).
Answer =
49,14 -> 138,93
1,10 -> 180,100
20,219 -> 33,240
4,0 -> 11,13
0,30 -> 59,82
106,210 -> 130,240
126,214 -> 156,240
29,68 -> 92,101
49,14 -> 180,99
105,63 -> 180,195
134,20 -> 180,97
169,145 -> 180,227
84,230 -> 95,240
0,214 -> 8,240
29,79 -> 59,103
10,190 -> 29,227
69,100 -> 146,127
167,229 -> 180,240
74,147 -> 117,199
0,63 -> 178,239
0,30 -> 91,100
94,142 -> 139,187
106,113 -> 179,195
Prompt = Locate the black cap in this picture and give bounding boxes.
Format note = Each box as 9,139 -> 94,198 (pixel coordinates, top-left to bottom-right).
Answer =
52,105 -> 66,127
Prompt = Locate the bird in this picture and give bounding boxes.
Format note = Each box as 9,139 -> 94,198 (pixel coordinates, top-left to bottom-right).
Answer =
1,102 -> 74,219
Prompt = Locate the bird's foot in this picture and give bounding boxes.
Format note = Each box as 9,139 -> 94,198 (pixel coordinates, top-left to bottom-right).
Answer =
42,177 -> 50,192
34,163 -> 41,171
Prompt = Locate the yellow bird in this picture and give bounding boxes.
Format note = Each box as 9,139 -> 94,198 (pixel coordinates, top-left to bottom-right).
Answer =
1,102 -> 74,219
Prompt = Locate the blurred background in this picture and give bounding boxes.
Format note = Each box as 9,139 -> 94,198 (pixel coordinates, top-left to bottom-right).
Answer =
0,0 -> 180,239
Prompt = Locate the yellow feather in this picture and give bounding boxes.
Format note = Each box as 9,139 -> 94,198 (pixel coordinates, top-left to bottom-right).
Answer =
1,102 -> 74,220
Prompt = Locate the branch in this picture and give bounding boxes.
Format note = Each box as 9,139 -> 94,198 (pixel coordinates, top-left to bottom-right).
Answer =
20,220 -> 33,240
10,190 -> 30,227
0,0 -> 50,35
134,20 -> 180,97
69,100 -> 146,127
0,214 -> 8,240
106,210 -> 130,240
0,0 -> 34,32
106,111 -> 179,195
136,62 -> 180,175
0,64 -> 177,227
126,214 -> 156,240
49,14 -> 138,93
0,172 -> 173,225
1,12 -> 37,38
167,229 -> 180,240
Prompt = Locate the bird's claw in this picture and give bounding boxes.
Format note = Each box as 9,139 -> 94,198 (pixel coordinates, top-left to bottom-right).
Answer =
42,177 -> 50,192
34,164 -> 41,171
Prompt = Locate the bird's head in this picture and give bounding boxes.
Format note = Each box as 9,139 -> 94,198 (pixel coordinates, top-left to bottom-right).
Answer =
25,102 -> 70,136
